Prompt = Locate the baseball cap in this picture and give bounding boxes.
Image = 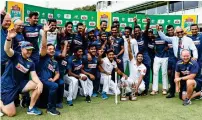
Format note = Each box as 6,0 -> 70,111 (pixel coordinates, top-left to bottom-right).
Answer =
21,41 -> 34,49
87,28 -> 95,33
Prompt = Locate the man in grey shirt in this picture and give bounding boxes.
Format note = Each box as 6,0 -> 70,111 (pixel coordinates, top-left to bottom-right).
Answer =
156,25 -> 198,60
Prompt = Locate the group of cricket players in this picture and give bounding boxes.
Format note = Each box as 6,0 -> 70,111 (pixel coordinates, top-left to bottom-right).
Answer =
1,10 -> 202,117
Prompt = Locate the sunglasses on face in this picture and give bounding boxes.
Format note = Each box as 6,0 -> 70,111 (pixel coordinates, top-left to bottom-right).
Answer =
176,31 -> 183,34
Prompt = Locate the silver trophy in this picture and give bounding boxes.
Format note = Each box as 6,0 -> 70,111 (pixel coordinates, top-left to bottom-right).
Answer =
130,84 -> 137,101
120,83 -> 129,101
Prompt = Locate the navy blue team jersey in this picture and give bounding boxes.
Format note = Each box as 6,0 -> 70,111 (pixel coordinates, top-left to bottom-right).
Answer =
37,55 -> 59,81
176,60 -> 202,82
71,33 -> 84,52
12,33 -> 25,52
1,29 -> 9,65
54,50 -> 69,78
1,52 -> 35,105
154,36 -> 169,58
188,34 -> 202,62
67,55 -> 82,75
109,37 -> 124,58
167,41 -> 175,58
136,33 -> 149,53
82,55 -> 98,74
56,33 -> 75,50
148,40 -> 155,59
23,24 -> 42,62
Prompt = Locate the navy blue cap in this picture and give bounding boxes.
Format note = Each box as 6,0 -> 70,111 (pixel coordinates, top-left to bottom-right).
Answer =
21,41 -> 34,49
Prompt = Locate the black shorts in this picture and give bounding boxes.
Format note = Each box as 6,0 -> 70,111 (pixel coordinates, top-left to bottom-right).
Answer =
1,80 -> 28,105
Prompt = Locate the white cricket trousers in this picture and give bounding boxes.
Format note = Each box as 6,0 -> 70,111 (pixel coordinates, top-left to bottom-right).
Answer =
123,57 -> 129,72
100,74 -> 120,95
152,56 -> 168,91
121,77 -> 145,94
79,74 -> 93,97
64,75 -> 79,101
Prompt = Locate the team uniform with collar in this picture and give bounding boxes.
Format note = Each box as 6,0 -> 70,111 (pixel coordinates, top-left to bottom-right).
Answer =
1,52 -> 35,105
188,34 -> 202,75
176,60 -> 202,99
100,57 -> 120,95
37,54 -> 61,109
152,36 -> 169,92
121,57 -> 146,94
71,33 -> 85,52
23,24 -> 42,65
1,28 -> 9,75
63,55 -> 82,101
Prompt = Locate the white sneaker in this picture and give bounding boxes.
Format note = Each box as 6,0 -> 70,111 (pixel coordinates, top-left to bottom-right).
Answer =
0,111 -> 4,117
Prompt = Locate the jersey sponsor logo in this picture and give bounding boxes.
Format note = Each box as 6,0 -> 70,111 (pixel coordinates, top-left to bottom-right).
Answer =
74,39 -> 82,45
113,43 -> 119,47
61,60 -> 67,66
155,40 -> 165,44
193,40 -> 200,45
181,70 -> 190,75
48,64 -> 55,72
148,44 -> 154,49
26,32 -> 39,37
88,64 -> 97,68
137,41 -> 144,45
74,64 -> 82,71
16,63 -> 29,73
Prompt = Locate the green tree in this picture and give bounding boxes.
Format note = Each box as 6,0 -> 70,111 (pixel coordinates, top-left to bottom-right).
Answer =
73,4 -> 96,11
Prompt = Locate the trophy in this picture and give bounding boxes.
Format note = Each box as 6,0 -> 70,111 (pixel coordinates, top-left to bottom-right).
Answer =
130,84 -> 137,101
120,82 -> 129,101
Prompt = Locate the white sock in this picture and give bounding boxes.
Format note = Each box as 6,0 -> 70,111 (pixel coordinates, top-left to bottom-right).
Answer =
29,106 -> 33,110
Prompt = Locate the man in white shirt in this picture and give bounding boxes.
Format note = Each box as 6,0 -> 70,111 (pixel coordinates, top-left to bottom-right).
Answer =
122,26 -> 139,72
98,49 -> 128,100
39,19 -> 57,47
157,25 -> 198,60
121,39 -> 146,96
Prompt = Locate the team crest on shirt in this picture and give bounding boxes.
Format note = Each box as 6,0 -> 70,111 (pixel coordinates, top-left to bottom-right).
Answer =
48,64 -> 55,72
16,63 -> 29,73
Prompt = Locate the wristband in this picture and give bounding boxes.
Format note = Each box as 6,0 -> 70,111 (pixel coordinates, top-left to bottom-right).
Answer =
6,38 -> 11,41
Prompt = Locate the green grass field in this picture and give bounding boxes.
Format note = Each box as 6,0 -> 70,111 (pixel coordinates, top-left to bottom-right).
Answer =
2,91 -> 202,120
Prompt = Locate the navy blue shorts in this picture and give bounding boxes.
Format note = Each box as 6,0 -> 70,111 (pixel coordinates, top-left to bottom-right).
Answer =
195,80 -> 202,92
1,80 -> 28,105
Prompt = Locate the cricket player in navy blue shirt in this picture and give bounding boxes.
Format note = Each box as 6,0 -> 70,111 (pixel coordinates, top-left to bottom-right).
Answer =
54,40 -> 70,108
175,49 -> 202,106
81,44 -> 103,102
37,24 -> 61,115
95,20 -> 110,39
1,13 -> 11,75
0,29 -> 43,117
133,18 -> 151,95
188,24 -> 202,73
165,25 -> 177,98
64,47 -> 86,106
56,21 -> 75,51
151,25 -> 169,95
23,12 -> 42,65
12,20 -> 25,52
70,23 -> 85,53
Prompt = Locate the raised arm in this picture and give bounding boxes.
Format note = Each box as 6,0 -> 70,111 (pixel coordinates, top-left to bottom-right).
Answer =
127,38 -> 134,61
40,23 -> 52,56
4,29 -> 17,57
156,25 -> 173,42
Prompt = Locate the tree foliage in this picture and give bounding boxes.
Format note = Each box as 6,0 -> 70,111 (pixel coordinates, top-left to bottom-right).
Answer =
73,4 -> 96,11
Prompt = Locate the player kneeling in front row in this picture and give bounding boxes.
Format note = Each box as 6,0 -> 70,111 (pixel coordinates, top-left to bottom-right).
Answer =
98,49 -> 128,99
121,38 -> 146,101
175,49 -> 202,106
0,29 -> 43,117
